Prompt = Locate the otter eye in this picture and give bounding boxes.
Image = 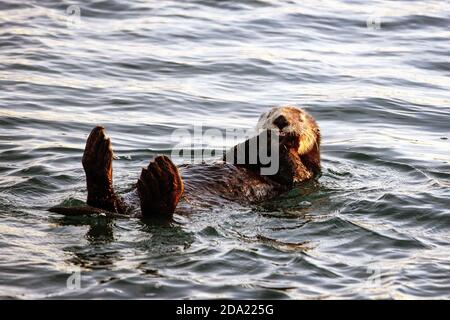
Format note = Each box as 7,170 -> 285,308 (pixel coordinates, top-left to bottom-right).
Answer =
273,115 -> 289,130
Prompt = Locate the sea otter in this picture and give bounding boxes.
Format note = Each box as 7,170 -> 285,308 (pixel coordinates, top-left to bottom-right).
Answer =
49,106 -> 321,219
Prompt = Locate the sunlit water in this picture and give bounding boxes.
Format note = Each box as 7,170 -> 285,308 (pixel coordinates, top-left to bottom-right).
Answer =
0,0 -> 449,299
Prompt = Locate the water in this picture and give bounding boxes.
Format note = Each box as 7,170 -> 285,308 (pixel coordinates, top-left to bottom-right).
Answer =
0,0 -> 449,299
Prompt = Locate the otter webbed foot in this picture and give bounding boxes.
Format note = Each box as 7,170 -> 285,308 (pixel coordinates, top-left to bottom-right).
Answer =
82,126 -> 125,214
137,155 -> 184,219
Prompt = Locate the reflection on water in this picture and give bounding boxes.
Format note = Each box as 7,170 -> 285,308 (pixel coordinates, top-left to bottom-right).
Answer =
0,0 -> 449,299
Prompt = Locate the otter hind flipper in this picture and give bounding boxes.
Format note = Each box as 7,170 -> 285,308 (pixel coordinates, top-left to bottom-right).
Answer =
137,155 -> 184,219
82,126 -> 126,214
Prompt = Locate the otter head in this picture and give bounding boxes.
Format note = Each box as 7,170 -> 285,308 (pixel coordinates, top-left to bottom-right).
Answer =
256,106 -> 321,185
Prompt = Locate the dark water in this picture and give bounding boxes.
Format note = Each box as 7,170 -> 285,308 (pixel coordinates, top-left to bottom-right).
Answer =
0,0 -> 449,299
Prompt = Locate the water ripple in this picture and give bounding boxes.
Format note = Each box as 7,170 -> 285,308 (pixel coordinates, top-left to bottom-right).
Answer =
0,0 -> 449,299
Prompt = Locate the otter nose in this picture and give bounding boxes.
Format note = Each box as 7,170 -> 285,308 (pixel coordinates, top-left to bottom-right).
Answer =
273,115 -> 289,130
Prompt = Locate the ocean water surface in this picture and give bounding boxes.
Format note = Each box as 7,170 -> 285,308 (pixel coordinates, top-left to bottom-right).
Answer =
0,0 -> 449,299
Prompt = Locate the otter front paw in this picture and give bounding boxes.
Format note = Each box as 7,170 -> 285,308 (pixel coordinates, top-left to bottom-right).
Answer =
137,155 -> 184,219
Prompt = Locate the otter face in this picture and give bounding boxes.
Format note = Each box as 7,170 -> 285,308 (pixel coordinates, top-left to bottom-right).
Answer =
256,106 -> 320,156
225,106 -> 321,185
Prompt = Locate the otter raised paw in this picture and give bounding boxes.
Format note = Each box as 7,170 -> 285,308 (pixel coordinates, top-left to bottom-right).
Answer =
137,155 -> 184,219
82,126 -> 126,214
